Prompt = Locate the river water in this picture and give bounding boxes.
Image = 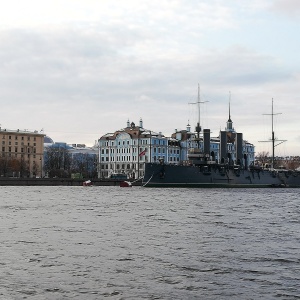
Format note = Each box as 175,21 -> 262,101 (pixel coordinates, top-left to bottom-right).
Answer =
0,186 -> 299,299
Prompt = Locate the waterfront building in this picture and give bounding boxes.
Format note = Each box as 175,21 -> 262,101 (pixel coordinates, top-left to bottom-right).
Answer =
44,139 -> 97,178
98,119 -> 181,179
0,127 -> 45,177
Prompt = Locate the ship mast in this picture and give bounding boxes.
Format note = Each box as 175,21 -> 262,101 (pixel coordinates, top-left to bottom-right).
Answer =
189,84 -> 208,141
260,99 -> 286,168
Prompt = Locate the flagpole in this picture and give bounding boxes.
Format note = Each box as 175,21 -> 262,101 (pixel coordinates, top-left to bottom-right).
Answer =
138,129 -> 140,177
150,131 -> 152,163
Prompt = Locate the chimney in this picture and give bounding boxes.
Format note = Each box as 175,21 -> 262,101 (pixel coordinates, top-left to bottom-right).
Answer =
203,129 -> 210,156
236,133 -> 243,165
220,131 -> 227,163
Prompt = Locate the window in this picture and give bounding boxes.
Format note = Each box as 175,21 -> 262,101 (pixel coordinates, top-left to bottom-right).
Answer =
15,147 -> 18,152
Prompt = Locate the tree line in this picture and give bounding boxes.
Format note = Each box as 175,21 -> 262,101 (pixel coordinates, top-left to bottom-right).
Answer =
0,154 -> 34,177
256,151 -> 300,170
44,147 -> 98,178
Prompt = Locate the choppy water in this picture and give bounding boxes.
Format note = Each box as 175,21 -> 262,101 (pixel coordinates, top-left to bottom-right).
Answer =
0,186 -> 299,300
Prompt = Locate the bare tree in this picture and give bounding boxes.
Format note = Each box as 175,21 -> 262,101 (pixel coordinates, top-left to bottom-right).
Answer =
256,151 -> 270,167
44,146 -> 71,177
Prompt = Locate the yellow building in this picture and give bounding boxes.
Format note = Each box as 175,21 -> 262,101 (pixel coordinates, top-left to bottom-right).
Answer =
0,128 -> 45,177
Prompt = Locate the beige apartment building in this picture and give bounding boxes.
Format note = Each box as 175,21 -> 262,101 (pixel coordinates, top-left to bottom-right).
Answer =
0,128 -> 45,177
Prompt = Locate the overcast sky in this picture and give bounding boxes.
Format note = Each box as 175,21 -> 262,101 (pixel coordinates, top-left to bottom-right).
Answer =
0,0 -> 299,155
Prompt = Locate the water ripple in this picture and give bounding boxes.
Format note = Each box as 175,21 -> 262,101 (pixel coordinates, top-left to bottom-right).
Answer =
0,186 -> 300,299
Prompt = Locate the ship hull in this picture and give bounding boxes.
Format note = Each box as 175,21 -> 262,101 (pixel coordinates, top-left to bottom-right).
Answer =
143,163 -> 300,188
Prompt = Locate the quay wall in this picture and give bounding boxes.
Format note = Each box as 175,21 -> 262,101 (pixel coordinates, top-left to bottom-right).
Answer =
0,178 -> 142,186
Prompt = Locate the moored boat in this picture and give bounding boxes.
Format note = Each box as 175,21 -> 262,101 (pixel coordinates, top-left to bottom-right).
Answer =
143,162 -> 300,187
83,180 -> 93,186
143,95 -> 300,188
120,181 -> 132,187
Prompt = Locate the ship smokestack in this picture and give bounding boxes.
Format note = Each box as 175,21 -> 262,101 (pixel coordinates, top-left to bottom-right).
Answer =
236,133 -> 243,166
203,129 -> 210,158
220,131 -> 227,164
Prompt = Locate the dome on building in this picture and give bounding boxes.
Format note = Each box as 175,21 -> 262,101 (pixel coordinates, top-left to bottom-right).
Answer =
44,136 -> 54,144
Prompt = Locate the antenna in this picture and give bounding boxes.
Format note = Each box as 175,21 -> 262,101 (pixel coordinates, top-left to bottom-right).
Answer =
188,84 -> 209,138
229,91 -> 231,121
259,99 -> 286,168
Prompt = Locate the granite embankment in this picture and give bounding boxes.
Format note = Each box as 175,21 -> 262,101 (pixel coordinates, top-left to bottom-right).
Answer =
0,178 -> 142,186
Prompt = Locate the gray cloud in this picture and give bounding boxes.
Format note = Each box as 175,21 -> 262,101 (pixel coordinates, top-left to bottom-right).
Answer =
271,0 -> 300,17
0,2 -> 299,155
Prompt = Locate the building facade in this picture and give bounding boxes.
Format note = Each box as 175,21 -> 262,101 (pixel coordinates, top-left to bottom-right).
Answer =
0,128 -> 45,177
98,114 -> 255,179
44,140 -> 98,178
98,119 -> 181,179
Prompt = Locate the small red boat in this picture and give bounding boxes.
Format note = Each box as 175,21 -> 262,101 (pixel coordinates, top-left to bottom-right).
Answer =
83,180 -> 93,186
120,181 -> 132,187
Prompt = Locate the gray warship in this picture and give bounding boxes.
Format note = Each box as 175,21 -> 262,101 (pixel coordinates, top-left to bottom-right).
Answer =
143,98 -> 300,188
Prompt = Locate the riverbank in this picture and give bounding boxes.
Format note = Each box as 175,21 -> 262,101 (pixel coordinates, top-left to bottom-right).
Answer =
0,178 -> 142,186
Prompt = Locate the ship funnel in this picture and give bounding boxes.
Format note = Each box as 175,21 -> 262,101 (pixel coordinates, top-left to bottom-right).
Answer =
203,129 -> 210,158
236,133 -> 243,166
220,131 -> 227,164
